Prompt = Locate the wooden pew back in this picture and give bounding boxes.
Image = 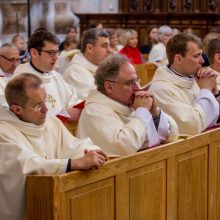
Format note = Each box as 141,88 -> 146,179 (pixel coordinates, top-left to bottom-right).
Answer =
27,128 -> 220,220
134,62 -> 157,86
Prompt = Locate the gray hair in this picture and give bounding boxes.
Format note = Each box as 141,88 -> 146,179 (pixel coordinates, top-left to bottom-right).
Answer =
95,54 -> 130,93
81,28 -> 109,53
158,25 -> 173,41
120,29 -> 137,46
0,43 -> 18,54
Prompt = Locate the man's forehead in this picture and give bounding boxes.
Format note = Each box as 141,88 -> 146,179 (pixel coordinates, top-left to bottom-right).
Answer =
26,85 -> 46,100
1,47 -> 19,55
119,63 -> 136,77
186,41 -> 201,52
43,40 -> 59,48
97,36 -> 109,43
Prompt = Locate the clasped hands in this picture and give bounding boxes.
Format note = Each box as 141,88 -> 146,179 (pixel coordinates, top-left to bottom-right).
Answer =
131,90 -> 160,118
196,67 -> 218,93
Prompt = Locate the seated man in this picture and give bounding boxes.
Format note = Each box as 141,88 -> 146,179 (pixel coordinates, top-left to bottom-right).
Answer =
0,43 -> 20,103
14,30 -> 81,121
63,28 -> 111,99
77,54 -> 179,157
0,73 -> 107,220
149,33 -> 220,136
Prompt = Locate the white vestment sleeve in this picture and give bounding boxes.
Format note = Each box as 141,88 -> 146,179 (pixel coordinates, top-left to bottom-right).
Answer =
157,110 -> 170,141
134,107 -> 160,147
195,89 -> 219,128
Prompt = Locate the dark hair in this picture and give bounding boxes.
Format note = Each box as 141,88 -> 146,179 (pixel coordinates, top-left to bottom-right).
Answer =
207,38 -> 220,65
5,73 -> 43,107
88,20 -> 103,29
64,38 -> 78,49
81,28 -> 109,53
33,27 -> 47,33
65,25 -> 77,34
95,54 -> 130,93
166,32 -> 202,64
28,30 -> 60,52
146,25 -> 158,44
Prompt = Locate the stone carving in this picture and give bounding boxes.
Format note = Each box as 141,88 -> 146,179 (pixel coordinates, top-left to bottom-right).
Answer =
169,0 -> 176,10
208,0 -> 217,12
129,0 -> 140,11
0,3 -> 27,35
184,0 -> 192,10
144,0 -> 153,11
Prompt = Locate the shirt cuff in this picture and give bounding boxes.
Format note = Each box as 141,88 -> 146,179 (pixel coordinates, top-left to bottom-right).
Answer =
134,107 -> 152,129
66,159 -> 71,173
157,110 -> 170,141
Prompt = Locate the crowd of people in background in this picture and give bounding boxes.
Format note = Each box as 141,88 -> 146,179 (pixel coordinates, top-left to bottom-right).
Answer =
1,19 -> 220,219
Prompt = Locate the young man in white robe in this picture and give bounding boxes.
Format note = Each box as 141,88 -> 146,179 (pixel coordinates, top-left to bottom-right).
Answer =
0,43 -> 20,104
0,73 -> 107,220
63,28 -> 112,99
14,30 -> 81,121
149,33 -> 220,136
77,54 -> 179,157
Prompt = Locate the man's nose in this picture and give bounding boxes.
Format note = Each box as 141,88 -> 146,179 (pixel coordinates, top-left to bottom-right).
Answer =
133,81 -> 141,90
199,55 -> 205,64
41,104 -> 48,113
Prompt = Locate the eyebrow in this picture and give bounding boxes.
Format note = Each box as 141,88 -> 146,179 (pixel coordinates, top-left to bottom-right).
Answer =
193,51 -> 202,56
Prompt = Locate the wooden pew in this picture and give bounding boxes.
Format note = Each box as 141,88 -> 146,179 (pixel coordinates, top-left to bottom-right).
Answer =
134,62 -> 157,86
26,128 -> 220,220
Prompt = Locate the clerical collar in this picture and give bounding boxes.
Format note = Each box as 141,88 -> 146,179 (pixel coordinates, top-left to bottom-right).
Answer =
30,60 -> 47,74
167,65 -> 194,80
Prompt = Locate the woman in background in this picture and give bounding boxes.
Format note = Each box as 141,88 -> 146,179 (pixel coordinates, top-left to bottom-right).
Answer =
119,29 -> 142,64
140,25 -> 158,56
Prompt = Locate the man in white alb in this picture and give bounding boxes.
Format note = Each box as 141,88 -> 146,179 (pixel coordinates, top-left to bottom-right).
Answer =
63,28 -> 111,99
0,43 -> 20,104
0,73 -> 107,220
149,33 -> 220,136
14,30 -> 81,121
77,54 -> 179,157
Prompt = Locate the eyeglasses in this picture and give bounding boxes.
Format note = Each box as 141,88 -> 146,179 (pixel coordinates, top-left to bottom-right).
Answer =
36,49 -> 61,57
30,101 -> 47,112
23,101 -> 47,112
0,54 -> 20,64
107,78 -> 140,87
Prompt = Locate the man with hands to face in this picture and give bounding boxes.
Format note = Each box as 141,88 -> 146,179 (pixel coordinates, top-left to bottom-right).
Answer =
149,33 -> 220,136
77,54 -> 179,157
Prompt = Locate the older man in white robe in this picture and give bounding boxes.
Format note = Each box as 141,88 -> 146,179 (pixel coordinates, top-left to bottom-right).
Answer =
0,43 -> 20,104
63,28 -> 111,99
77,54 -> 179,157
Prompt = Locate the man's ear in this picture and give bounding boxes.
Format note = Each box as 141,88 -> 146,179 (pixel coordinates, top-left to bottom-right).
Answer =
214,53 -> 220,64
29,48 -> 38,58
86,44 -> 94,54
104,81 -> 113,95
10,104 -> 22,115
175,54 -> 182,64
